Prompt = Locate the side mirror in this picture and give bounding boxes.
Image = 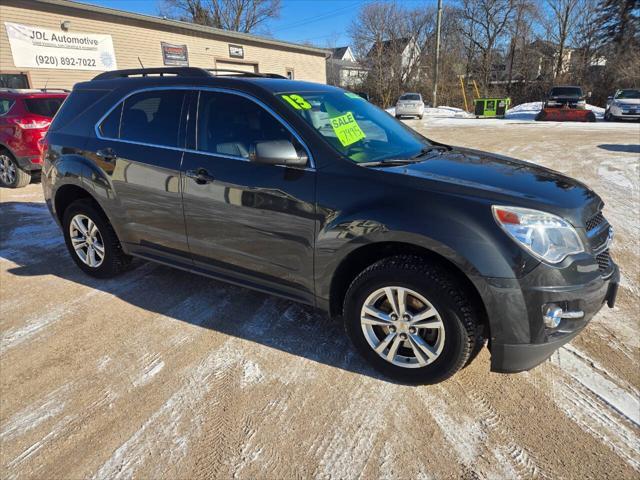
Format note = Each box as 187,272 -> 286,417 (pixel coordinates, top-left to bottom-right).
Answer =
607,96 -> 613,100
587,91 -> 592,98
249,140 -> 308,167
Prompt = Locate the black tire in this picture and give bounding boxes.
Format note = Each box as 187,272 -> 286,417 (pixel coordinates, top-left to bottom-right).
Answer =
0,149 -> 31,188
419,115 -> 424,120
343,255 -> 482,384
395,114 -> 401,119
587,111 -> 597,122
62,198 -> 132,278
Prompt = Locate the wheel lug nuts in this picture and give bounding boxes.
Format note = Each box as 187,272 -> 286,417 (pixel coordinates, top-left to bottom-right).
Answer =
390,314 -> 398,321
389,326 -> 396,333
399,333 -> 407,340
409,327 -> 416,334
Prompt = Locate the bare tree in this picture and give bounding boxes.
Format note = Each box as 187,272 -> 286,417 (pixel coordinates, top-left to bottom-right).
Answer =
543,0 -> 581,77
458,0 -> 516,93
160,0 -> 281,33
349,2 -> 432,107
505,0 -> 540,90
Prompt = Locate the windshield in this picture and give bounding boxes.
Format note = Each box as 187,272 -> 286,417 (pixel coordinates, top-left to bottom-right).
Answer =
277,90 -> 429,164
549,87 -> 582,97
400,94 -> 421,101
24,97 -> 66,118
616,89 -> 640,99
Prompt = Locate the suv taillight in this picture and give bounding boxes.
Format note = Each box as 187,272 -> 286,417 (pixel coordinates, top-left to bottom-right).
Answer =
15,115 -> 51,130
39,136 -> 49,164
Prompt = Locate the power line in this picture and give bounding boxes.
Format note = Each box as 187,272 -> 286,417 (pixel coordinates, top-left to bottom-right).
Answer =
274,0 -> 367,32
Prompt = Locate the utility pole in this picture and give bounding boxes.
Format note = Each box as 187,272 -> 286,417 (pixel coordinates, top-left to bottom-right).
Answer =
432,0 -> 443,107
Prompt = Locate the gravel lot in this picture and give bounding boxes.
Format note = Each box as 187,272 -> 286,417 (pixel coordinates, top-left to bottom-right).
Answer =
1,118 -> 639,479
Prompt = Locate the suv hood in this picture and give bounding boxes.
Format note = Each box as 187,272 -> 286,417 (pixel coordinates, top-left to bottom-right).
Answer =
614,98 -> 640,105
381,147 -> 600,226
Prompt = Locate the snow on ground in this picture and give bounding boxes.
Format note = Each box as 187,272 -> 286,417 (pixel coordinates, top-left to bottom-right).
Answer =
505,101 -> 606,120
385,101 -> 610,123
385,106 -> 472,118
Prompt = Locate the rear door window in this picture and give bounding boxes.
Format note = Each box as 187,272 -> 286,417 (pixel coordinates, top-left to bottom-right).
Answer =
24,97 -> 65,118
118,90 -> 185,148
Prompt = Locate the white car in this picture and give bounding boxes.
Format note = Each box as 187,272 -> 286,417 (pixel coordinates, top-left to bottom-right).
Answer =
395,93 -> 425,119
605,89 -> 640,121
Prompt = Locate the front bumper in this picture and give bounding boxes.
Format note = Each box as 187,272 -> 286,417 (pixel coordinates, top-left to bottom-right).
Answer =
485,262 -> 619,373
609,105 -> 640,119
15,155 -> 42,172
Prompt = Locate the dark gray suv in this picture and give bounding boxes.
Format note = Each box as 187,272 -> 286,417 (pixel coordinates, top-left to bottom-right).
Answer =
41,68 -> 619,384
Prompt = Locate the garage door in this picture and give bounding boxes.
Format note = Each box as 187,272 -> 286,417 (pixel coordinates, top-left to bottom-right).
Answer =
215,61 -> 258,74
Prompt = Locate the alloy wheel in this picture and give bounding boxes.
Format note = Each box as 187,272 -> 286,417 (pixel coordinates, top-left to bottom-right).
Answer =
360,286 -> 445,368
69,214 -> 105,268
0,155 -> 16,185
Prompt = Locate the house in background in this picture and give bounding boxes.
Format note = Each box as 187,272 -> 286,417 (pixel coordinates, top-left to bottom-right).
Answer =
364,37 -> 423,84
326,46 -> 368,88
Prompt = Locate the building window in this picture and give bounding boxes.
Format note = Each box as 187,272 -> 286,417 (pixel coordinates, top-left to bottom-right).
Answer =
286,68 -> 294,80
0,73 -> 29,89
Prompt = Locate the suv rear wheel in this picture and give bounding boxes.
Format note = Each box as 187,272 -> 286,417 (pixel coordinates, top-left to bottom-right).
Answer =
344,255 -> 481,384
0,150 -> 30,188
62,199 -> 132,278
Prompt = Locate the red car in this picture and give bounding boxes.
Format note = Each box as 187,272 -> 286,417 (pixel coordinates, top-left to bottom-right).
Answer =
0,89 -> 68,188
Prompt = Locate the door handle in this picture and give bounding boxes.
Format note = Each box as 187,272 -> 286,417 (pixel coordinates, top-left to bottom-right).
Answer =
186,168 -> 215,184
96,148 -> 117,162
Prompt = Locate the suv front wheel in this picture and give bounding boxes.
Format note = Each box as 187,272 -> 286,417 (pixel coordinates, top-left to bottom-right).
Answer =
62,199 -> 132,278
344,256 -> 482,384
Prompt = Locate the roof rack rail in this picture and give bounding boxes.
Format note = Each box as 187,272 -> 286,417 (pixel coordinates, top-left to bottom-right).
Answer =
92,67 -> 213,81
0,87 -> 70,93
92,67 -> 288,81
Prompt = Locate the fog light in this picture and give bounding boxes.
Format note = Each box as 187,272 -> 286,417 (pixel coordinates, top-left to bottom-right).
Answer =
542,303 -> 585,329
543,304 -> 563,329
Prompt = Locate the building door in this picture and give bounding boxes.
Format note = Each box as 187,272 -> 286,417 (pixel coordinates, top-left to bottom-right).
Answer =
215,60 -> 258,74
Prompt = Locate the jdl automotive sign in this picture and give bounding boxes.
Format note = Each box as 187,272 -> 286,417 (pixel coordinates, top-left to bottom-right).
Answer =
4,22 -> 117,71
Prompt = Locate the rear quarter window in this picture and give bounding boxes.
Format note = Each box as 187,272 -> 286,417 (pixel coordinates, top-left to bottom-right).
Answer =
49,90 -> 108,132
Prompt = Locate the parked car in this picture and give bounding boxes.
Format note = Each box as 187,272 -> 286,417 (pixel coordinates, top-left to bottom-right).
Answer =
0,88 -> 68,188
605,89 -> 640,121
42,68 -> 619,384
395,93 -> 425,119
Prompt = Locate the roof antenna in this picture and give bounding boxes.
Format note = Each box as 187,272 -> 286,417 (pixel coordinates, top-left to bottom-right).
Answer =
138,57 -> 145,68
43,78 -> 49,91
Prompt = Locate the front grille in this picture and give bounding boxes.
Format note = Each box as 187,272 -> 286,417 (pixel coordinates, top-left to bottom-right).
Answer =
596,249 -> 611,272
586,212 -> 605,232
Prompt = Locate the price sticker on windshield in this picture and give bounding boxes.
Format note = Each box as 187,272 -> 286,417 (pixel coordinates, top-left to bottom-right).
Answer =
330,112 -> 366,147
280,94 -> 312,110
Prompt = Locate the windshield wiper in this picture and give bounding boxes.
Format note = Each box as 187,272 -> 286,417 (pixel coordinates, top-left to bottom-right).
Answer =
358,158 -> 424,167
411,144 -> 450,159
358,144 -> 452,168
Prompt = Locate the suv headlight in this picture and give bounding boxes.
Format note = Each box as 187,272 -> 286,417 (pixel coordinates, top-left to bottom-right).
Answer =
492,206 -> 584,264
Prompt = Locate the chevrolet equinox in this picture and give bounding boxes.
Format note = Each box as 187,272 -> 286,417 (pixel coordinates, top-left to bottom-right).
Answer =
42,68 -> 619,384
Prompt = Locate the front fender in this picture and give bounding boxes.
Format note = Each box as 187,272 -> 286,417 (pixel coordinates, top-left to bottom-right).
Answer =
314,192 -> 537,304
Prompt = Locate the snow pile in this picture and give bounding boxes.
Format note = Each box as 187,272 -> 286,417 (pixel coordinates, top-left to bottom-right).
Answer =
385,106 -> 472,118
506,101 -> 605,120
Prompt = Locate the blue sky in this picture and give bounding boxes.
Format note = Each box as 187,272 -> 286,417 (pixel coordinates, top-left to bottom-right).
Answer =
77,0 -> 433,47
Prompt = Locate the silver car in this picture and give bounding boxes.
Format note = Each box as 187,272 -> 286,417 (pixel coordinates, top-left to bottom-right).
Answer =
395,93 -> 425,119
605,89 -> 640,121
